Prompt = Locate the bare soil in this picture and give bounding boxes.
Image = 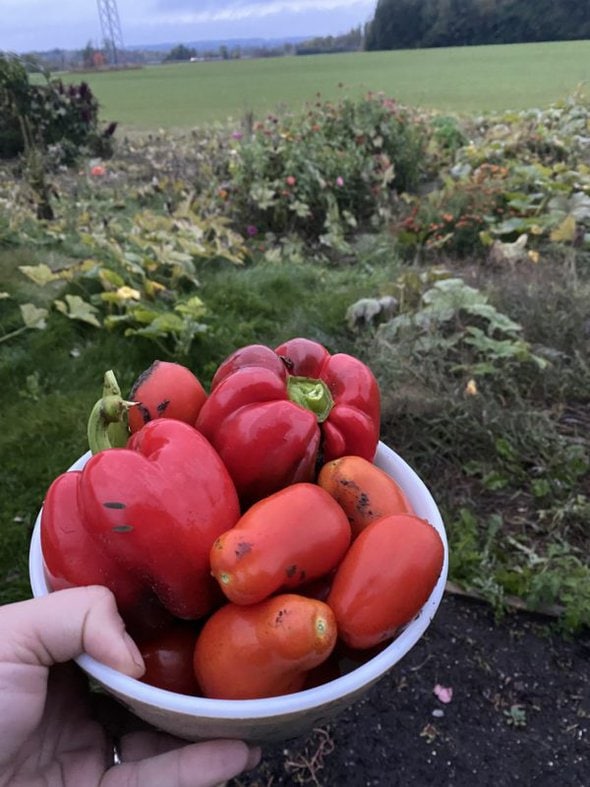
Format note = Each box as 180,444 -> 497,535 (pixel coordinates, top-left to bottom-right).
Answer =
231,594 -> 590,787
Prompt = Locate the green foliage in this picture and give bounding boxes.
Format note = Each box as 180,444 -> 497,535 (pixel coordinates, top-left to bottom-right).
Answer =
366,252 -> 589,632
0,54 -> 32,158
378,276 -> 547,377
1,82 -> 589,633
394,95 -> 590,258
164,45 -> 198,62
225,94 -> 426,244
366,0 -> 428,51
365,0 -> 590,51
0,52 -> 112,164
430,114 -> 469,153
296,25 -> 365,55
14,205 -> 247,357
449,508 -> 590,632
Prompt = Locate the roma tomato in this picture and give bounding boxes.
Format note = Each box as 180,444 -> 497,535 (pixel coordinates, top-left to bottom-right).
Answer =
128,360 -> 207,433
193,594 -> 337,699
327,514 -> 444,649
210,483 -> 351,605
317,455 -> 413,539
138,623 -> 201,695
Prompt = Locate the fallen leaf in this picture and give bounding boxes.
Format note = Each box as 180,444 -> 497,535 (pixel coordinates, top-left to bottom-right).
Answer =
465,379 -> 478,396
550,214 -> 576,243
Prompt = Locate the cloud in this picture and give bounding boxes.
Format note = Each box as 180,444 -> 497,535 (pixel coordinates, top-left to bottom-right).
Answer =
145,0 -> 372,27
2,0 -> 375,52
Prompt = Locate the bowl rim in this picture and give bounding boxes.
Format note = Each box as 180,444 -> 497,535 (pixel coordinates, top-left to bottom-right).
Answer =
29,440 -> 448,720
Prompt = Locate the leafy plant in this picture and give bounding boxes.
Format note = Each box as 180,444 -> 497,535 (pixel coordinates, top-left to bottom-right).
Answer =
0,295 -> 48,344
504,705 -> 527,728
1,85 -> 589,635
393,93 -> 590,258
0,53 -> 114,164
225,93 -> 426,245
16,205 -> 247,356
377,277 -> 547,376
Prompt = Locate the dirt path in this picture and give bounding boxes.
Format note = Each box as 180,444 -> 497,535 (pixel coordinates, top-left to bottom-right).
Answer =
232,594 -> 589,786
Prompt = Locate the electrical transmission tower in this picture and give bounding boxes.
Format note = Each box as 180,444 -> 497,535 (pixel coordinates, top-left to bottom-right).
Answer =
97,0 -> 125,66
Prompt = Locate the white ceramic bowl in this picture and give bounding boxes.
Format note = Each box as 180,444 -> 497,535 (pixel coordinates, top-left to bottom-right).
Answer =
29,441 -> 448,744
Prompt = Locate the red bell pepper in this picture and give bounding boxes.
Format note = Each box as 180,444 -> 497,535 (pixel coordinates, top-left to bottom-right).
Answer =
195,337 -> 380,507
41,419 -> 240,637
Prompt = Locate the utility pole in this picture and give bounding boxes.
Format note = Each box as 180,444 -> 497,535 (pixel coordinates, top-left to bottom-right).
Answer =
97,0 -> 125,66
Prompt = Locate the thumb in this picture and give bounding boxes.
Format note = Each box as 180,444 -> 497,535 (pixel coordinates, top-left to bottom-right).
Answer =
0,586 -> 145,677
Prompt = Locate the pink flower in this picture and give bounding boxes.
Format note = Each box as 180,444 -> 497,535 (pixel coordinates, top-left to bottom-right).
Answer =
285,175 -> 297,187
246,224 -> 258,237
90,165 -> 106,177
231,130 -> 243,140
336,176 -> 344,187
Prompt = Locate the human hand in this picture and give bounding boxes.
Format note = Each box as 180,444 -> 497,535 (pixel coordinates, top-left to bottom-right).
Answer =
0,585 -> 261,786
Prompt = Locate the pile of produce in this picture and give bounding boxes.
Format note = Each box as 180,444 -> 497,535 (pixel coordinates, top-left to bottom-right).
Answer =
40,338 -> 444,700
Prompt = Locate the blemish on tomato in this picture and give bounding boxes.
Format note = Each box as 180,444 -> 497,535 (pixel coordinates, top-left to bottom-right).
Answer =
136,403 -> 151,424
129,362 -> 158,396
112,524 -> 134,533
285,564 -> 297,578
235,541 -> 253,559
157,399 -> 170,414
356,492 -> 370,511
103,501 -> 126,509
274,608 -> 288,625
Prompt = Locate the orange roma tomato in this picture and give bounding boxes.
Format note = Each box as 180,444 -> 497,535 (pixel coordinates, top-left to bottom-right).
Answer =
317,455 -> 413,539
210,483 -> 351,605
127,360 -> 207,433
138,623 -> 201,695
327,514 -> 444,649
193,594 -> 338,699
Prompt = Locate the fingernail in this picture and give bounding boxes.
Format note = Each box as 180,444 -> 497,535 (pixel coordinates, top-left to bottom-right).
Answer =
246,745 -> 262,770
122,631 -> 145,673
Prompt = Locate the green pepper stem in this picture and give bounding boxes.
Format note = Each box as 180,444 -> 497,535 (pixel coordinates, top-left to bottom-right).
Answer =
87,370 -> 136,454
286,375 -> 334,423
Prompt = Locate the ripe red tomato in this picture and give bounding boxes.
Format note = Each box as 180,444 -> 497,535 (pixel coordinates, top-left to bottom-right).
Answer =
193,594 -> 337,699
327,514 -> 444,649
210,483 -> 351,605
138,623 -> 201,695
317,455 -> 413,539
127,360 -> 207,433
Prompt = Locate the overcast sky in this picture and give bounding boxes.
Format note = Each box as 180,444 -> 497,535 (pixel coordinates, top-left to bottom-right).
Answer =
2,0 -> 376,52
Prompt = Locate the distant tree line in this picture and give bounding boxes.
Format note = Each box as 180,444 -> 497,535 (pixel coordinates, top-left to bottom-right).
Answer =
295,26 -> 366,55
164,42 -> 298,62
365,0 -> 590,50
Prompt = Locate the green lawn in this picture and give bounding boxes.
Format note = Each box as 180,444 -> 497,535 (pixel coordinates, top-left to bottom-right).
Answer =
69,40 -> 590,133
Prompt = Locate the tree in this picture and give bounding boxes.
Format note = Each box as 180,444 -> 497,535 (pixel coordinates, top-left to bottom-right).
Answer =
164,44 -> 196,62
364,0 -> 590,50
82,41 -> 97,69
365,0 -> 427,50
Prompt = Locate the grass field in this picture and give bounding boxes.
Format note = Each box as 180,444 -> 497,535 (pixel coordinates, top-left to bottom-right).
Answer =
66,40 -> 590,133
